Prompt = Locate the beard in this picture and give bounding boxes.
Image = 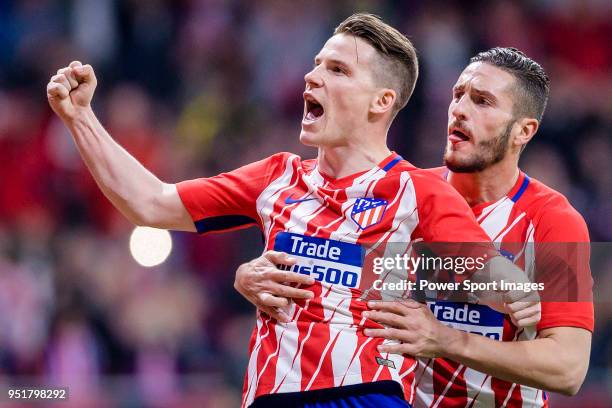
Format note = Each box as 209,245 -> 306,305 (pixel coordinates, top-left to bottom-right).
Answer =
444,120 -> 514,173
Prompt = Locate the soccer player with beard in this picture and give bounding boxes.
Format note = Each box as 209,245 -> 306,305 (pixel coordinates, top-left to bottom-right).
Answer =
236,48 -> 593,407
47,12 -> 539,408
359,48 -> 593,407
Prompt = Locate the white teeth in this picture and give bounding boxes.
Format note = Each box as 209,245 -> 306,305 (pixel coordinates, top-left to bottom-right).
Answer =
306,111 -> 316,121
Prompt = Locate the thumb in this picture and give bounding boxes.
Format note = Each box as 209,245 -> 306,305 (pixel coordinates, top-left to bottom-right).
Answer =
263,250 -> 296,266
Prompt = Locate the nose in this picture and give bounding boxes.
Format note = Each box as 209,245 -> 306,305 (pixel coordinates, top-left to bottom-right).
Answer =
450,94 -> 468,121
304,66 -> 323,89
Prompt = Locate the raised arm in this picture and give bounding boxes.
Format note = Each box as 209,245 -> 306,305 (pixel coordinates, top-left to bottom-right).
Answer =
46,61 -> 194,231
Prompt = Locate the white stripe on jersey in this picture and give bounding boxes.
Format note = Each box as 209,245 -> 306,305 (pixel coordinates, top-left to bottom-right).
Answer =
368,172 -> 418,250
331,325 -> 360,386
272,319 -> 301,393
523,223 -> 536,280
414,358 -> 434,408
272,302 -> 313,393
465,370 -> 494,407
369,173 -> 419,301
494,212 -> 526,242
501,383 -> 517,407
431,363 -> 463,408
340,335 -> 374,386
257,155 -> 299,244
478,198 -> 514,238
243,317 -> 271,407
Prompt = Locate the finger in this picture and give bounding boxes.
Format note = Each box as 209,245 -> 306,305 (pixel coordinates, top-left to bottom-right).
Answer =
399,299 -> 424,308
504,300 -> 537,313
259,292 -> 290,308
504,287 -> 540,301
363,328 -> 407,341
57,67 -> 79,89
263,250 -> 297,266
364,327 -> 406,341
51,74 -> 72,91
367,300 -> 418,315
501,290 -> 532,304
69,60 -> 83,69
269,283 -> 314,299
377,343 -> 413,356
509,305 -> 541,321
260,306 -> 291,323
514,314 -> 540,328
73,64 -> 96,84
264,269 -> 314,286
504,300 -> 539,314
270,269 -> 315,286
362,310 -> 405,328
47,82 -> 69,99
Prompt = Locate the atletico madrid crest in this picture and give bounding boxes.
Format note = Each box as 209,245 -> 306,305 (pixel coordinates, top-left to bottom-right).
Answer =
351,198 -> 388,230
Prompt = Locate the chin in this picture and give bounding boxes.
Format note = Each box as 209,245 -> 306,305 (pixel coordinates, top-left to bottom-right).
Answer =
299,130 -> 320,147
444,154 -> 488,173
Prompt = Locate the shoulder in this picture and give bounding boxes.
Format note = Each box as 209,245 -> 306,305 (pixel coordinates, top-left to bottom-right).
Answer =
520,176 -> 589,242
390,161 -> 449,184
386,163 -> 468,206
407,167 -> 463,198
267,151 -> 300,167
240,151 -> 303,178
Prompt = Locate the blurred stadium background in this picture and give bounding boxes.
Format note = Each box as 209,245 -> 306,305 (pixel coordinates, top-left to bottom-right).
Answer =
0,0 -> 610,407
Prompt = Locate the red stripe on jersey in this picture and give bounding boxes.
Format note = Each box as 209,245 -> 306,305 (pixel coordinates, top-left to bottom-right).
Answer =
431,360 -> 468,408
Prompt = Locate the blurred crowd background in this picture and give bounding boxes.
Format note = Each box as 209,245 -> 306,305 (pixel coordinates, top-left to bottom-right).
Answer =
0,0 -> 610,406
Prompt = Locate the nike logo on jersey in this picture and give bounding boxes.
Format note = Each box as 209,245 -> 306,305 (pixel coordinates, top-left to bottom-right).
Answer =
285,194 -> 317,205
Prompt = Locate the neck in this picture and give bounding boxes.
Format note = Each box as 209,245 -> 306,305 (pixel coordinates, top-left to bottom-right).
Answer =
317,143 -> 392,179
447,157 -> 520,207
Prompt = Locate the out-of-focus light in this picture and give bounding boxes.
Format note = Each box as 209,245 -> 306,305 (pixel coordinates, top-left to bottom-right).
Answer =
129,226 -> 173,267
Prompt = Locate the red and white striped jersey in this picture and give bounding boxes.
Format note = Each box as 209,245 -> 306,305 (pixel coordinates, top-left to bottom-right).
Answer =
413,168 -> 594,408
177,152 -> 494,407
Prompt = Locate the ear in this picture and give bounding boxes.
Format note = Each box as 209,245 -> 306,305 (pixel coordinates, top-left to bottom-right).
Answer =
370,88 -> 396,115
513,117 -> 539,148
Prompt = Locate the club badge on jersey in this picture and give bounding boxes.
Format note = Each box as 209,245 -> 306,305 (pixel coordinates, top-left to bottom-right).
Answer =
351,198 -> 388,230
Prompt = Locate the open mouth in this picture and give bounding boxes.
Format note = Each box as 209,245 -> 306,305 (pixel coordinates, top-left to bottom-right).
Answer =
448,126 -> 471,143
304,93 -> 324,123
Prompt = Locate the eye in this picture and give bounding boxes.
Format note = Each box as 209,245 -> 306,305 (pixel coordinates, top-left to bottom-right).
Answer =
331,65 -> 345,74
453,90 -> 462,100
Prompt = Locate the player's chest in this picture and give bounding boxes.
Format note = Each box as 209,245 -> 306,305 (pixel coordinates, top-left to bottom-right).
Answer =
261,175 -> 416,239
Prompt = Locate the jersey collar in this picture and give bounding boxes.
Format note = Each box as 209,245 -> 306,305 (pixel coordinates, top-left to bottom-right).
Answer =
469,170 -> 530,213
316,151 -> 402,188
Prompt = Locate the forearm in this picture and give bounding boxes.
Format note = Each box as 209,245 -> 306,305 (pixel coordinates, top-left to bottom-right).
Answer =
66,107 -> 166,225
441,327 -> 584,395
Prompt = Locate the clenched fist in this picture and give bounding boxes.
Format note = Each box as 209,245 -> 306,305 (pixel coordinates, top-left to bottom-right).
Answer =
46,61 -> 97,122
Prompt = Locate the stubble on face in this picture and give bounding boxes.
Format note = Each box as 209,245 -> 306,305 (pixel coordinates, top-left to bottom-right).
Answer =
444,119 -> 514,173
